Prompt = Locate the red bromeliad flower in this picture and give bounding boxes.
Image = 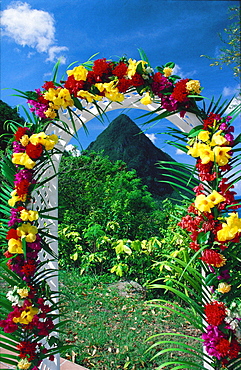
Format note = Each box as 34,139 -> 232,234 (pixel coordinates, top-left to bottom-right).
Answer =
93,58 -> 112,80
204,301 -> 226,326
203,112 -> 222,130
15,179 -> 30,197
112,62 -> 128,78
200,249 -> 226,267
64,75 -> 85,97
17,341 -> 39,361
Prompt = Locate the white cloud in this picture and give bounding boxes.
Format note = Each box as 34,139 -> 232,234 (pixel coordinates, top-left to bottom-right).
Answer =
46,46 -> 68,64
65,144 -> 81,157
222,85 -> 240,97
145,133 -> 157,144
176,148 -> 185,155
1,2 -> 68,62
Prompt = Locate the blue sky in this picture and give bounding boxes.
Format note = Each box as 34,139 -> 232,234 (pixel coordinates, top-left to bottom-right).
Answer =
1,0 -> 240,190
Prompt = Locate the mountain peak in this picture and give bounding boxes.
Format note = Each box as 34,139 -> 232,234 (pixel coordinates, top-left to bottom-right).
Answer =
86,114 -> 176,197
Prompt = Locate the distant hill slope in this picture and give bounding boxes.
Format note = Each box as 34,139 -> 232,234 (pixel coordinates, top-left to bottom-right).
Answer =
86,114 -> 183,198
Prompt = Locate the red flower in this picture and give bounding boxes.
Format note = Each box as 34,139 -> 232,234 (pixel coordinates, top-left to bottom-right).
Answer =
215,337 -> 230,357
14,127 -> 29,141
42,81 -> 56,90
93,58 -> 112,80
15,179 -> 30,197
203,112 -> 221,130
6,228 -> 19,240
117,78 -> 132,93
130,73 -> 145,87
171,79 -> 189,102
200,249 -> 226,267
112,62 -> 128,78
64,75 -> 85,97
228,338 -> 241,359
17,341 -> 38,361
204,301 -> 226,326
26,143 -> 43,159
21,260 -> 37,276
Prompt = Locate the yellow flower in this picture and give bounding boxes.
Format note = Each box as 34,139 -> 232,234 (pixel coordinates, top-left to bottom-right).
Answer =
226,212 -> 241,229
127,58 -> 137,78
43,134 -> 58,150
210,130 -> 228,146
77,90 -> 102,103
95,81 -> 124,102
17,223 -> 38,243
187,142 -> 206,158
213,146 -> 231,166
8,190 -> 26,207
20,209 -> 39,222
19,135 -> 29,147
17,288 -> 29,298
44,88 -> 74,109
194,194 -> 214,213
217,282 -> 231,294
12,153 -> 36,169
29,132 -> 58,150
17,358 -> 32,370
186,80 -> 201,94
140,92 -> 152,105
198,144 -> 214,164
67,65 -> 88,81
13,305 -> 38,325
206,190 -> 225,205
163,67 -> 173,77
44,108 -> 57,119
198,130 -> 210,143
8,238 -> 23,254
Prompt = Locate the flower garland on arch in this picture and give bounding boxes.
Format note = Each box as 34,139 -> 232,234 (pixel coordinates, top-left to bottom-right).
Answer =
176,112 -> 241,368
0,126 -> 62,370
22,54 -> 203,121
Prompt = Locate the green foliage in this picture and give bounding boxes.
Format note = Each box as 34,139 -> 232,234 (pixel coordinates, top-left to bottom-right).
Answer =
0,100 -> 25,151
201,6 -> 240,79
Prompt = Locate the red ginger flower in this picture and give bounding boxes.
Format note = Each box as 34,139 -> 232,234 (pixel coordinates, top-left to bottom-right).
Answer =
201,249 -> 226,267
15,179 -> 30,197
93,58 -> 112,79
6,228 -> 19,240
17,341 -> 38,361
131,73 -> 145,87
64,75 -> 85,97
203,112 -> 222,129
204,301 -> 226,326
228,338 -> 241,359
42,81 -> 56,90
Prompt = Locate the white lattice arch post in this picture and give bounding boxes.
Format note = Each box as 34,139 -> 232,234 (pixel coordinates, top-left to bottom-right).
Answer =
36,92 -> 206,370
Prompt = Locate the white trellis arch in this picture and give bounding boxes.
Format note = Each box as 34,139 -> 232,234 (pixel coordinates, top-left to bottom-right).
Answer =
36,92 -> 209,370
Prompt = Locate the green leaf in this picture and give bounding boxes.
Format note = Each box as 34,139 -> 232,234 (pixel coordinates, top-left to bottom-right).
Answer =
187,125 -> 204,138
197,231 -> 210,244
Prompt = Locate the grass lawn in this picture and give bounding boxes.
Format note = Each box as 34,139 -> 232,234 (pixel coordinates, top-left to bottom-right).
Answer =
59,270 -> 202,370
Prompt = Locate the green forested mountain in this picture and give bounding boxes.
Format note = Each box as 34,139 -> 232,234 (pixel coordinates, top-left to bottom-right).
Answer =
87,114 -> 178,198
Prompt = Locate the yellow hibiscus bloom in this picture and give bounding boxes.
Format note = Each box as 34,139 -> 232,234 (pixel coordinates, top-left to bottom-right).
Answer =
194,194 -> 215,213
17,223 -> 38,243
44,108 -> 57,119
213,146 -> 231,166
95,81 -> 124,102
12,153 -> 36,170
8,238 -> 23,254
206,190 -> 225,205
140,92 -> 152,105
13,305 -> 38,325
20,209 -> 39,222
67,65 -> 88,81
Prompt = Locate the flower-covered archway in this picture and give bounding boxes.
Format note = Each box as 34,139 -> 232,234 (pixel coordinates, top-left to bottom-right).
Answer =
0,52 -> 240,370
